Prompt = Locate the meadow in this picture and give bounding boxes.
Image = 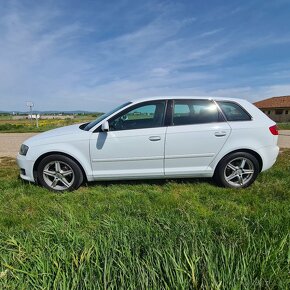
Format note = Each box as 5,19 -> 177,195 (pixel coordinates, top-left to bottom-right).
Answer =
0,150 -> 289,289
278,122 -> 290,130
0,114 -> 97,133
1,113 -> 290,133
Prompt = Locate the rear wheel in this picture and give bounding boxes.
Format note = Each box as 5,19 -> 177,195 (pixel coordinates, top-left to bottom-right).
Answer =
37,154 -> 83,191
214,152 -> 260,188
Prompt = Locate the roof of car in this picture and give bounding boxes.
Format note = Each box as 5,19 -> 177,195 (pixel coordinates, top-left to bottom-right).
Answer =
130,96 -> 244,103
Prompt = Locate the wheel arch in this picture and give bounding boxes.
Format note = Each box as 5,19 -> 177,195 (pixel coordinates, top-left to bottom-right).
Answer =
33,151 -> 88,183
214,149 -> 263,173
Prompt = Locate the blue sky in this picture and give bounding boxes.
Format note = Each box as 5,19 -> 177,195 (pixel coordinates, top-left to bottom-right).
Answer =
0,0 -> 290,111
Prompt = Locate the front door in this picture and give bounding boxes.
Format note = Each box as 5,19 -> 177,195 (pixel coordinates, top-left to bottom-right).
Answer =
90,100 -> 167,179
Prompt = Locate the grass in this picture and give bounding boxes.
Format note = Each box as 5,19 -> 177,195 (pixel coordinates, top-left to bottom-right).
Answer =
0,115 -> 97,133
1,116 -> 289,133
278,122 -> 290,130
0,152 -> 289,289
0,112 -> 289,133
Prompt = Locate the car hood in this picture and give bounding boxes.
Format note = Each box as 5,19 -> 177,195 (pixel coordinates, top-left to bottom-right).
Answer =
24,124 -> 89,146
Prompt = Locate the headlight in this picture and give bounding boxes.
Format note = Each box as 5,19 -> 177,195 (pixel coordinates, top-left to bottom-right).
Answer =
19,144 -> 29,156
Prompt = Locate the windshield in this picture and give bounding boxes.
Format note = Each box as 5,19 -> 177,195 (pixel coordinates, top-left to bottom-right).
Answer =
83,102 -> 132,131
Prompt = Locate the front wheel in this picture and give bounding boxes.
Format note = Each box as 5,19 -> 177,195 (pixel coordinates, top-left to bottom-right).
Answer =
37,154 -> 84,191
214,152 -> 260,188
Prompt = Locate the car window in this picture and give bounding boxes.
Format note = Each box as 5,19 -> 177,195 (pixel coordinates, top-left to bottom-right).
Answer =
83,102 -> 132,131
173,100 -> 222,125
109,101 -> 166,131
174,104 -> 190,117
217,101 -> 251,121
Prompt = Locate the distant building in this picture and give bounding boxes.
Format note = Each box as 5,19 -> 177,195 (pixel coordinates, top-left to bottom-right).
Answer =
12,115 -> 75,120
254,96 -> 290,122
28,114 -> 40,120
37,115 -> 75,120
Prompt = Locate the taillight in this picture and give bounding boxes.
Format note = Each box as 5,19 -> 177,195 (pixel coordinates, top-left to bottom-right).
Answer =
269,125 -> 279,135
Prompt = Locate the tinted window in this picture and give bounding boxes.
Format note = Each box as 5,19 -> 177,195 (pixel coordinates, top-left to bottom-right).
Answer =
173,100 -> 222,125
217,101 -> 251,121
109,101 -> 166,131
174,104 -> 190,116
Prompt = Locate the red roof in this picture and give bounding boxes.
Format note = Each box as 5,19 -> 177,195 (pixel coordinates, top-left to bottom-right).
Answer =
254,96 -> 290,109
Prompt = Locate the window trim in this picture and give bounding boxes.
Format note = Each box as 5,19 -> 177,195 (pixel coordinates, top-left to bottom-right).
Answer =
164,99 -> 173,126
95,100 -> 168,132
215,100 -> 253,122
86,101 -> 132,132
168,99 -> 226,127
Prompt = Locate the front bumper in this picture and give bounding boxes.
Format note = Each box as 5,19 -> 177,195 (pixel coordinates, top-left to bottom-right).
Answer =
16,153 -> 36,183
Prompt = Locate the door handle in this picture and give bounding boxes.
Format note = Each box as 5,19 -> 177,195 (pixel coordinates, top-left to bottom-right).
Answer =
214,131 -> 227,137
149,136 -> 161,141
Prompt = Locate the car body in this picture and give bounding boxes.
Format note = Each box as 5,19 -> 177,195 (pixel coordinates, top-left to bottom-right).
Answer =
17,96 -> 279,191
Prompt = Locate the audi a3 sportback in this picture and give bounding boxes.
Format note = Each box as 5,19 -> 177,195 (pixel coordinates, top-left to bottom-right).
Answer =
17,97 -> 279,191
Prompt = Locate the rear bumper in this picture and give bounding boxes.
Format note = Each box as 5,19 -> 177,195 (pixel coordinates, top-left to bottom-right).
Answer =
16,154 -> 36,183
257,145 -> 279,172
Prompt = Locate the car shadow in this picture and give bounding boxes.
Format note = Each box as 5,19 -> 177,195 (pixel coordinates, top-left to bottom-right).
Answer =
18,175 -> 216,190
84,177 -> 216,188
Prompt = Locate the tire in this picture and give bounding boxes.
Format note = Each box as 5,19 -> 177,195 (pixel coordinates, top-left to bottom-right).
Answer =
213,152 -> 260,188
37,154 -> 84,191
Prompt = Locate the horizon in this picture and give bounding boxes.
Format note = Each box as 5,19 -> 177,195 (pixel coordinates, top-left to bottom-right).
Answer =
0,0 -> 290,111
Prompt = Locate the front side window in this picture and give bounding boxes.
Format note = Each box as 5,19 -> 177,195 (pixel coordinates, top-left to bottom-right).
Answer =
84,102 -> 131,131
109,101 -> 166,131
217,101 -> 252,121
172,99 -> 222,125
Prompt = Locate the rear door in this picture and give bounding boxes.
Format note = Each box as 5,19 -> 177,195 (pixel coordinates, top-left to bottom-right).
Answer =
164,99 -> 231,176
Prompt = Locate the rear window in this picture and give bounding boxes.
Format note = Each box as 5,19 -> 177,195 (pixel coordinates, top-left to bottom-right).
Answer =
217,101 -> 252,121
173,100 -> 223,125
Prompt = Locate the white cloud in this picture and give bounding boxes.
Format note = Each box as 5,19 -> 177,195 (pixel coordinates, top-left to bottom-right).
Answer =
0,1 -> 289,111
209,84 -> 290,103
151,68 -> 170,77
199,28 -> 224,38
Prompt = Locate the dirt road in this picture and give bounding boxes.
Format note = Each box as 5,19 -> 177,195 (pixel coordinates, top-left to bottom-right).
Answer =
279,130 -> 290,149
0,131 -> 289,158
0,133 -> 37,157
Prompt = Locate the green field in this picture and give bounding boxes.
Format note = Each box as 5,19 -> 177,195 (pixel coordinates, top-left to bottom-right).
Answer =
1,113 -> 289,133
0,151 -> 289,289
278,123 -> 290,130
0,115 -> 98,133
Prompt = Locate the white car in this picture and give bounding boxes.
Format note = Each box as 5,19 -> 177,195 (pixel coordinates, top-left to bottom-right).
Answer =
17,96 -> 279,191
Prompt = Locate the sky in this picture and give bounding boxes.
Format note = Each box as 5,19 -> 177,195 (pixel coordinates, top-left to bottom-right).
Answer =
0,0 -> 290,112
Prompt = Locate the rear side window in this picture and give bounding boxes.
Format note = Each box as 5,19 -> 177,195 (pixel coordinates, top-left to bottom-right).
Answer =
173,100 -> 223,125
217,101 -> 252,121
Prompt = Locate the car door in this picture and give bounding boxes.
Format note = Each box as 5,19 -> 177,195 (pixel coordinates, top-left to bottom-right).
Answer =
89,100 -> 167,179
164,99 -> 231,176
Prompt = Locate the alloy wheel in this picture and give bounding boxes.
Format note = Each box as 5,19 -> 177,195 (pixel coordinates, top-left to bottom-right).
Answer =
223,157 -> 255,187
43,161 -> 75,191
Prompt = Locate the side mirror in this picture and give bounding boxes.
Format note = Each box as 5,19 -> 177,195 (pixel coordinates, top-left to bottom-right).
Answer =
101,121 -> 109,132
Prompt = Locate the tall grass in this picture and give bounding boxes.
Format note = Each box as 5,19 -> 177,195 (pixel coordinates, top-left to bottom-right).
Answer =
0,151 -> 289,289
0,216 -> 288,289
